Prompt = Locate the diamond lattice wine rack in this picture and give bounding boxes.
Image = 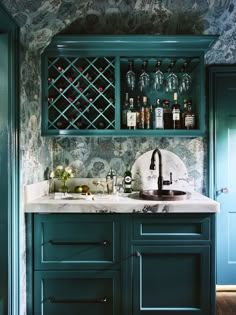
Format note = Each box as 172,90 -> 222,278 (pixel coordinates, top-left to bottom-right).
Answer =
47,56 -> 115,131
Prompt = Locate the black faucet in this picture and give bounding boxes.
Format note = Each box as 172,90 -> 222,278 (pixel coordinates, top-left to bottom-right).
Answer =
150,148 -> 172,191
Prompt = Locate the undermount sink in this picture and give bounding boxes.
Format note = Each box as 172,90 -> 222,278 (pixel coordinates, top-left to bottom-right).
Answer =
139,189 -> 189,201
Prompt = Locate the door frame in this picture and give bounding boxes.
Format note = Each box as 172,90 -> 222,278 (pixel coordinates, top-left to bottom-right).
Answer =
0,3 -> 19,315
208,64 -> 236,285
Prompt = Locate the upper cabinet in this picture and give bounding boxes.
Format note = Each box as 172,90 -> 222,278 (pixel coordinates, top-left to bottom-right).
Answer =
41,35 -> 218,137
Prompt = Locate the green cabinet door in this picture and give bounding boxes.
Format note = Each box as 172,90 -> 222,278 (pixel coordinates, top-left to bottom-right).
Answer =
34,270 -> 120,315
132,245 -> 211,315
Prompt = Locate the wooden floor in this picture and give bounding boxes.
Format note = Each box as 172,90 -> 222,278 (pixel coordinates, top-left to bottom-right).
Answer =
216,291 -> 236,315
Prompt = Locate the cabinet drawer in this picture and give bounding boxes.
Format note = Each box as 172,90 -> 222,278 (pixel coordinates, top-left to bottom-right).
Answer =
34,270 -> 120,315
133,214 -> 211,241
34,214 -> 120,269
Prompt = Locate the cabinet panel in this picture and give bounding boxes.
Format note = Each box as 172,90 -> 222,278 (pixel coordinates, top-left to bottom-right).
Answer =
34,214 -> 120,270
132,245 -> 211,314
133,214 -> 211,241
34,270 -> 120,315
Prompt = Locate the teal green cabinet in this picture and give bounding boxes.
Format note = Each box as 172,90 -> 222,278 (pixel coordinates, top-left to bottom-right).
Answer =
34,214 -> 120,270
41,35 -> 218,137
29,213 -> 216,315
34,271 -> 120,315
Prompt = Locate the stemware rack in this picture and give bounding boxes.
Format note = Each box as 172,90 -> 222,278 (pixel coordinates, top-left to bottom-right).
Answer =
41,35 -> 218,137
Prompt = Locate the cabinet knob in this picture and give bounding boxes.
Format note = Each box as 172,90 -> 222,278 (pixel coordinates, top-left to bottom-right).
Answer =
216,187 -> 229,196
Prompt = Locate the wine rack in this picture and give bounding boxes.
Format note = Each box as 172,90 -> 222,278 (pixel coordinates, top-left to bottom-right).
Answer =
47,56 -> 115,130
41,35 -> 218,136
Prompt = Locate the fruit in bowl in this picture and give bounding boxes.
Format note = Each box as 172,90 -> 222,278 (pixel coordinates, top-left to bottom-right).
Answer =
74,185 -> 90,193
74,186 -> 83,193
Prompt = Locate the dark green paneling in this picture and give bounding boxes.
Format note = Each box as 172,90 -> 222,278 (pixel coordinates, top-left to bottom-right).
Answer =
0,3 -> 19,315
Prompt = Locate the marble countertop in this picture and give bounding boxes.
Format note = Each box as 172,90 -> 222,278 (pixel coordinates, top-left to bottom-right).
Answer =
25,191 -> 220,214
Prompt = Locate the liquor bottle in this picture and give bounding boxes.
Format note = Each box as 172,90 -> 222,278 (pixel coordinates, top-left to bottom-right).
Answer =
122,92 -> 129,129
136,96 -> 141,129
139,96 -> 145,129
163,100 -> 172,129
124,165 -> 132,193
182,99 -> 188,127
143,96 -> 151,129
172,92 -> 181,129
154,98 -> 164,129
184,100 -> 195,129
127,98 -> 137,129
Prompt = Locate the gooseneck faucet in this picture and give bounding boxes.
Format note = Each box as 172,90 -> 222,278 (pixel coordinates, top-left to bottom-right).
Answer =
150,148 -> 172,191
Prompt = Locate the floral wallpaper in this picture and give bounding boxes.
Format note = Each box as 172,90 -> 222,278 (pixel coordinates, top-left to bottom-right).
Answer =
0,1 -> 235,315
1,0 -> 236,190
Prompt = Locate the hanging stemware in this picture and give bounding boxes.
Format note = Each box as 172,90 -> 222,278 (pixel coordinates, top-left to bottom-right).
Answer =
179,61 -> 192,94
165,61 -> 178,93
138,60 -> 150,92
126,60 -> 136,91
153,60 -> 164,91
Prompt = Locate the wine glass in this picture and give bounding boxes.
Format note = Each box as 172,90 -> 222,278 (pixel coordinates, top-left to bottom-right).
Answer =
138,60 -> 150,92
179,62 -> 191,94
126,60 -> 136,90
153,61 -> 164,91
165,61 -> 178,93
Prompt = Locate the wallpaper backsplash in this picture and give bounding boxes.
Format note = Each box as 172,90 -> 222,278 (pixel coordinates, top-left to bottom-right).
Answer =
2,0 -> 236,191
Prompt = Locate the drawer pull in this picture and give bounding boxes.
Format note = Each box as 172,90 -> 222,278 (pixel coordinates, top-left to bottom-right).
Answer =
48,297 -> 108,304
48,240 -> 109,246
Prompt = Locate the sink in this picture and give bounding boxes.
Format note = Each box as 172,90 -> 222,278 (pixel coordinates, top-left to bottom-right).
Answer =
139,189 -> 189,201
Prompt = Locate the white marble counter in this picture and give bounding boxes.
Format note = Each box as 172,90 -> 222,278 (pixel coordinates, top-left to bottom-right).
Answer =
25,191 -> 220,214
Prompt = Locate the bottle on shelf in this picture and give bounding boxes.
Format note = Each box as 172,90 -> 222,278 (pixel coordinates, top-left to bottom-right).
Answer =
154,98 -> 164,129
124,165 -> 132,193
136,96 -> 141,129
172,92 -> 182,129
184,100 -> 196,129
139,96 -> 145,129
163,99 -> 173,129
122,92 -> 129,129
127,97 -> 137,130
143,96 -> 151,129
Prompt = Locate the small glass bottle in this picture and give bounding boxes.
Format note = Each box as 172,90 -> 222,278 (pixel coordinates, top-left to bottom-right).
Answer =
154,98 -> 164,129
172,92 -> 181,129
163,100 -> 172,129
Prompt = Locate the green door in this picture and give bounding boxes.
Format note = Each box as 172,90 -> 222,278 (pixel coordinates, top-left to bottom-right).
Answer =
209,66 -> 236,284
0,33 -> 9,315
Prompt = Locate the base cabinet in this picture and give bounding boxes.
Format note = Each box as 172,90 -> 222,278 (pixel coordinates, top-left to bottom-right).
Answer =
34,271 -> 120,315
29,213 -> 216,315
132,246 -> 210,314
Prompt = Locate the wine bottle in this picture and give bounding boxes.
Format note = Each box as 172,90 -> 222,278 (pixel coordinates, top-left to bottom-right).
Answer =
163,99 -> 172,129
127,98 -> 137,130
172,92 -> 181,129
